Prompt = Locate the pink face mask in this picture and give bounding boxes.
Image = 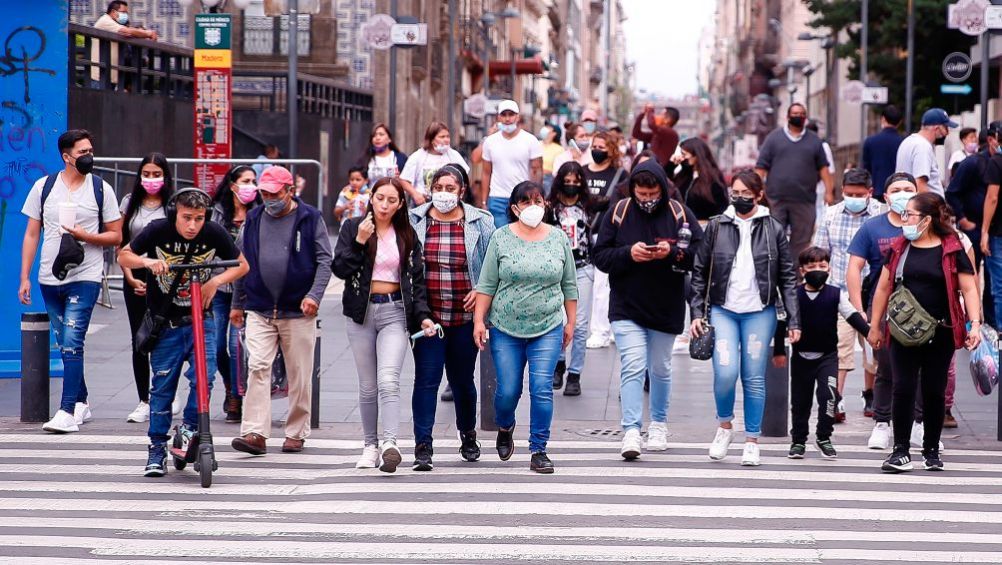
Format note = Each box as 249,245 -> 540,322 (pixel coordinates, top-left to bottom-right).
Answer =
141,177 -> 164,195
235,184 -> 258,204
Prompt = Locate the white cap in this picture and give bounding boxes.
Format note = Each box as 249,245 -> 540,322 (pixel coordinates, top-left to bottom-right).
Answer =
497,99 -> 519,115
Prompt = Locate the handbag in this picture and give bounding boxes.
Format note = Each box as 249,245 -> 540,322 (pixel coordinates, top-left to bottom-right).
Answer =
887,246 -> 940,347
689,221 -> 717,361
134,247 -> 194,355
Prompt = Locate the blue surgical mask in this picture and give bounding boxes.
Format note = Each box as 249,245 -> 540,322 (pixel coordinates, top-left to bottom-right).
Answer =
887,191 -> 915,215
116,12 -> 129,25
843,196 -> 868,214
583,122 -> 597,134
498,123 -> 518,135
902,222 -> 925,241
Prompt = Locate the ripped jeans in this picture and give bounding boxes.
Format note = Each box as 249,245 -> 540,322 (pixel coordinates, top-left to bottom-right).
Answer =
148,318 -> 216,446
40,282 -> 100,413
710,305 -> 777,439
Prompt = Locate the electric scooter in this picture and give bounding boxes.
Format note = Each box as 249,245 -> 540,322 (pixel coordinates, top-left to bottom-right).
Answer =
167,259 -> 241,488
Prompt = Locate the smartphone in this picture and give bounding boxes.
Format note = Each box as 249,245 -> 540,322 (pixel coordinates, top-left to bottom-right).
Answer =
642,244 -> 660,252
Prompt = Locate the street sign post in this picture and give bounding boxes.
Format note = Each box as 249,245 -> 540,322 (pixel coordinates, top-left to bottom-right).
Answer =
193,14 -> 233,195
941,83 -> 974,95
987,4 -> 1002,28
839,80 -> 865,104
943,52 -> 974,83
948,0 -> 991,35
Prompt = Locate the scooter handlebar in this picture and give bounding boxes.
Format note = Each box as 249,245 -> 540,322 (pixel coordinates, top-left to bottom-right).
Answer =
167,260 -> 242,272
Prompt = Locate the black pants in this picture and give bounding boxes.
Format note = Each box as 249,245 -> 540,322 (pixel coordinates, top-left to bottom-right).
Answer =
889,327 -> 953,453
790,352 -> 838,444
122,282 -> 150,403
871,322 -> 923,424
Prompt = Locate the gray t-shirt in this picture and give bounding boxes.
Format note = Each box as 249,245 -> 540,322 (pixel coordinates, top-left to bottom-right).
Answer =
120,193 -> 166,241
895,133 -> 943,196
755,128 -> 829,204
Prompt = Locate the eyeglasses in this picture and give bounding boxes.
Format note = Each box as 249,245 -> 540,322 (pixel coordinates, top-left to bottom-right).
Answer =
729,190 -> 756,199
899,210 -> 926,221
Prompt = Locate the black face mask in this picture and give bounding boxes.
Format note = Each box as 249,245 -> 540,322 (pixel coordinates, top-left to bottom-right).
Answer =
560,183 -> 581,196
74,154 -> 94,175
591,149 -> 609,163
804,270 -> 829,289
732,196 -> 755,215
934,135 -> 947,146
788,116 -> 805,128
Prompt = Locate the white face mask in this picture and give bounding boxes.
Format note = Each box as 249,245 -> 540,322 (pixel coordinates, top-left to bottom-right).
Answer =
499,123 -> 518,135
517,204 -> 545,228
431,191 -> 459,214
433,143 -> 450,154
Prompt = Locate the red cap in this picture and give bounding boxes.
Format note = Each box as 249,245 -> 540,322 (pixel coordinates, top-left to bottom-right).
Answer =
257,166 -> 294,193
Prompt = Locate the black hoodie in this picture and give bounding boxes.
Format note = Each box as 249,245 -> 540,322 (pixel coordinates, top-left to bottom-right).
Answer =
592,159 -> 704,333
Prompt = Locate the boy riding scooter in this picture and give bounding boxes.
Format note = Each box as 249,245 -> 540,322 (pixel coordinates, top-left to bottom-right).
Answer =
118,188 -> 248,477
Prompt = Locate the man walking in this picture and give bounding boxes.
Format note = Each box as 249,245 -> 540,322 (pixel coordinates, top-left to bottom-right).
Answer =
755,103 -> 834,262
230,166 -> 333,455
631,103 -> 680,168
479,100 -> 544,228
896,108 -> 956,196
862,105 -> 904,201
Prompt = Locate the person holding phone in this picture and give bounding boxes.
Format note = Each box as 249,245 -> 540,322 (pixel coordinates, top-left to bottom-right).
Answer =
552,123 -> 594,173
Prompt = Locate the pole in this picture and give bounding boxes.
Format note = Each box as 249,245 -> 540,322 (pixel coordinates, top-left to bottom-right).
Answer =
389,0 -> 398,135
447,0 -> 457,136
982,34 -> 991,133
805,72 -> 811,117
311,319 -> 321,429
510,46 -> 516,99
288,0 -> 298,159
20,313 -> 50,423
905,0 -> 914,132
483,22 -> 490,132
859,0 -> 869,158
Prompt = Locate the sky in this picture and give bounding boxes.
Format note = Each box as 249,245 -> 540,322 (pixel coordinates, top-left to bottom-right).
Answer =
620,0 -> 716,99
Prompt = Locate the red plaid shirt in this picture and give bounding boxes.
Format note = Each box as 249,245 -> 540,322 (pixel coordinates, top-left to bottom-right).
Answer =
425,218 -> 473,326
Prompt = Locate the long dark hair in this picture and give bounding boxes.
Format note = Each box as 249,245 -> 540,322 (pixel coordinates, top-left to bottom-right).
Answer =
676,138 -> 725,204
212,165 -> 260,229
359,122 -> 403,165
122,152 -> 174,244
506,181 -> 546,223
548,161 -> 590,210
909,192 -> 956,238
365,177 -> 415,263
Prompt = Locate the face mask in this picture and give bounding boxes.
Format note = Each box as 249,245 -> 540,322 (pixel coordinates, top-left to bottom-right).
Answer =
573,139 -> 591,151
235,184 -> 258,204
788,116 -> 805,128
499,123 -> 518,135
583,122 -> 597,134
517,204 -> 545,228
538,127 -> 551,141
934,135 -> 946,146
638,197 -> 661,214
560,183 -> 581,197
804,270 -> 829,288
263,197 -> 288,217
431,191 -> 459,214
843,196 -> 868,214
591,149 -> 609,163
141,177 -> 164,195
116,12 -> 129,25
372,143 -> 388,153
732,196 -> 756,215
966,142 -> 979,154
887,191 -> 915,215
73,154 -> 94,175
902,221 -> 926,241
619,144 -> 628,155
433,143 -> 450,154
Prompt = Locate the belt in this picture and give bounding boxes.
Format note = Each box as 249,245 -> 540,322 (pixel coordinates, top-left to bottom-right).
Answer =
369,291 -> 403,304
167,313 -> 213,328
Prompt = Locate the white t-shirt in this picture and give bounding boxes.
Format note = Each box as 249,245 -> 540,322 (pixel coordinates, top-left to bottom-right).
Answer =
482,130 -> 544,199
722,207 -> 768,314
896,133 -> 943,196
21,173 -> 121,286
399,148 -> 470,197
367,154 -> 399,186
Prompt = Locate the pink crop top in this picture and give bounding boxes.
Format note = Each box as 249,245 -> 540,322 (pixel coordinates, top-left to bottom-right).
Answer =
372,226 -> 401,283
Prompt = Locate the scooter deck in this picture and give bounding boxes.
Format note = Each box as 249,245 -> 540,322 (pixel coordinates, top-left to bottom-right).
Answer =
170,434 -> 201,463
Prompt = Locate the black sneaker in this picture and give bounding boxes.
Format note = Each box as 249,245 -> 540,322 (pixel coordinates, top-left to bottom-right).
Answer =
862,389 -> 874,418
496,426 -> 515,461
144,444 -> 168,477
413,443 -> 433,471
643,372 -> 650,392
923,449 -> 945,471
881,448 -> 913,473
440,384 -> 454,402
552,360 -> 565,390
459,429 -> 481,462
563,373 -> 581,396
788,443 -> 806,459
529,452 -> 554,474
816,439 -> 838,459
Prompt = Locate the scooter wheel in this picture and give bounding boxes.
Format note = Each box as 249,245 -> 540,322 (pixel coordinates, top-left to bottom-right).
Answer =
198,451 -> 213,488
173,456 -> 187,470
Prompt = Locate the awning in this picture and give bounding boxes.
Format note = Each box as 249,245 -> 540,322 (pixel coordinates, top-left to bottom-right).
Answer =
488,58 -> 546,77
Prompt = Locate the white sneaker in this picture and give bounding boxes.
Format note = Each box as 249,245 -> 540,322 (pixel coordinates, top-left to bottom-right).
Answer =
620,428 -> 642,460
73,402 -> 92,425
741,442 -> 761,466
379,440 -> 402,473
868,422 -> 892,450
355,445 -> 380,469
126,402 -> 150,423
646,422 -> 669,451
42,410 -> 79,433
672,334 -> 691,355
708,426 -> 733,460
172,388 -> 183,416
586,335 -> 612,349
910,421 -> 924,449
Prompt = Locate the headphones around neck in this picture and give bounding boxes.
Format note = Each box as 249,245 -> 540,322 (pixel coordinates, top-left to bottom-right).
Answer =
167,187 -> 213,224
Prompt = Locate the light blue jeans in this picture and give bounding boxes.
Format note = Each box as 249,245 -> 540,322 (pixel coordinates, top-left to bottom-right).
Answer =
561,265 -> 594,374
611,320 -> 675,431
987,236 -> 1002,329
488,196 -> 510,229
710,305 -> 777,439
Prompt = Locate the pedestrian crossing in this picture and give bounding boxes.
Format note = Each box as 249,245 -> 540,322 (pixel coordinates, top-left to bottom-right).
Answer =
1,431 -> 1002,563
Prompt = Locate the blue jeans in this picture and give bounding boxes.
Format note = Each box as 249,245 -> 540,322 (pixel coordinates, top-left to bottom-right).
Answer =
411,321 -> 479,446
488,196 -> 510,229
710,305 -> 777,439
148,318 -> 217,446
561,265 -> 594,374
491,324 -> 563,453
39,282 -> 100,413
611,320 -> 675,431
986,236 -> 1002,330
211,291 -> 240,397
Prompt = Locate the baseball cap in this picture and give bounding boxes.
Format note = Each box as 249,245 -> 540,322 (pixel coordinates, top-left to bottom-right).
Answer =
258,166 -> 294,193
921,108 -> 959,128
497,100 -> 519,115
988,121 -> 1002,138
581,109 -> 598,122
52,233 -> 85,281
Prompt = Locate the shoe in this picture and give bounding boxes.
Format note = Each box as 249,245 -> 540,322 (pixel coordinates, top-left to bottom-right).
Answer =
530,451 -> 554,473
816,439 -> 838,459
708,426 -> 733,460
225,396 -> 242,423
788,443 -> 806,459
620,428 -> 642,460
881,447 -> 913,473
42,410 -> 79,433
552,360 -> 565,390
834,399 -> 846,423
867,422 -> 892,450
496,426 -> 515,461
740,442 -> 761,466
144,444 -> 168,477
379,441 -> 402,473
440,384 -> 454,402
646,421 -> 668,451
862,389 -> 874,417
944,409 -> 958,429
413,443 -> 433,471
126,401 -> 150,423
355,445 -> 380,469
922,449 -> 945,471
177,425 -> 195,455
459,429 -> 481,462
910,421 -> 924,448
586,335 -> 611,349
563,373 -> 581,396
73,402 -> 92,425
282,437 -> 305,453
231,433 -> 267,456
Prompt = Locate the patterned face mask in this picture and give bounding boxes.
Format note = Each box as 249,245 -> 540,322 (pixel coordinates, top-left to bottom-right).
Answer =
637,197 -> 661,214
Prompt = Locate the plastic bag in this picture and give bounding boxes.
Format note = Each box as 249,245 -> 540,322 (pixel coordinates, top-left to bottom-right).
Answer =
969,324 -> 999,397
237,328 -> 288,399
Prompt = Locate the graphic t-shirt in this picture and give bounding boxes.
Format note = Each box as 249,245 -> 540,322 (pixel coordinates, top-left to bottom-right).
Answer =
336,186 -> 370,220
585,166 -> 621,198
400,149 -> 470,198
553,201 -> 593,268
129,219 -> 239,323
367,154 -> 399,185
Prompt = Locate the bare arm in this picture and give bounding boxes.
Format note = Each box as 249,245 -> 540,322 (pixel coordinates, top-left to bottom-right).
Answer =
754,168 -> 768,181
916,176 -> 930,193
69,218 -> 123,247
479,160 -> 493,208
18,218 -> 41,304
982,183 -> 999,257
866,266 -> 893,348
846,255 -> 867,315
529,157 -> 543,184
820,167 -> 835,205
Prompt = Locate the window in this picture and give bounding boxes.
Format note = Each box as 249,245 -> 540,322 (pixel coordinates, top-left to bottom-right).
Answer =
242,14 -> 311,56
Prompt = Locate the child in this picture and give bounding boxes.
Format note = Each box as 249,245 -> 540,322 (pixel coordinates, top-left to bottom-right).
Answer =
774,246 -> 869,460
335,166 -> 370,221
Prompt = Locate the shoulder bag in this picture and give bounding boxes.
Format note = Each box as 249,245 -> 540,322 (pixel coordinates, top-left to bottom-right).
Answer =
689,220 -> 717,360
886,246 -> 940,347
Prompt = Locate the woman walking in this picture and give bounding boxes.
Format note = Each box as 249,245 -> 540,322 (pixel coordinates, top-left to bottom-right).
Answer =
359,123 -> 414,200
671,137 -> 728,225
400,122 -> 470,202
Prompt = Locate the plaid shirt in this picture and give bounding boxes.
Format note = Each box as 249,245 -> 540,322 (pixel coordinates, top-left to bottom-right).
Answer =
812,199 -> 885,289
425,218 -> 473,326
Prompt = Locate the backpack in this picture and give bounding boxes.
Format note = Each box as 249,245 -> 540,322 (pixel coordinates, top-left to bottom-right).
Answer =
40,173 -> 106,233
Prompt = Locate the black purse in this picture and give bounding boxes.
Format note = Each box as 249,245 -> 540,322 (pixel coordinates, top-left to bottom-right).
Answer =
689,221 -> 717,361
134,248 -> 194,355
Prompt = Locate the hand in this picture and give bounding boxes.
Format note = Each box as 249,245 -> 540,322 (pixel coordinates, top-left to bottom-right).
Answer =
473,321 -> 489,351
824,192 -> 835,206
690,318 -> 705,338
967,323 -> 983,351
462,290 -> 477,312
772,355 -> 787,369
787,329 -> 801,344
412,193 -> 427,206
355,213 -> 375,245
144,258 -> 169,276
649,241 -> 671,260
630,242 -> 655,263
982,231 -> 991,257
131,279 -> 147,297
563,324 -> 574,350
230,309 -> 245,328
301,297 -> 319,317
670,153 -> 684,165
644,103 -> 654,112
18,279 -> 30,305
867,325 -> 883,350
63,224 -> 88,242
201,278 -> 219,310
421,318 -> 438,337
958,218 -> 977,231
148,30 -> 158,41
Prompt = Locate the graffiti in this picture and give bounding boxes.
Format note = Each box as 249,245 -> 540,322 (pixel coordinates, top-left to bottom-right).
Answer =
0,27 -> 56,104
0,100 -> 32,129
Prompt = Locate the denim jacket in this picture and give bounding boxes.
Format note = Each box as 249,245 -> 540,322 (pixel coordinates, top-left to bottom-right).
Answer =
408,202 -> 495,286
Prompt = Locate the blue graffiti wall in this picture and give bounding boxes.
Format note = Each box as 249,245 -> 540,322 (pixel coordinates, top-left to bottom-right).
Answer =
0,2 -> 68,377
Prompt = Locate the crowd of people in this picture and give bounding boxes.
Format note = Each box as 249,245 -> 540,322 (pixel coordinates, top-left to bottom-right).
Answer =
18,96 -> 990,477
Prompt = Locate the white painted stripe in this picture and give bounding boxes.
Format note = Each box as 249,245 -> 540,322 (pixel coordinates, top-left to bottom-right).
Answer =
84,323 -> 107,336
1,498 -> 1001,524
